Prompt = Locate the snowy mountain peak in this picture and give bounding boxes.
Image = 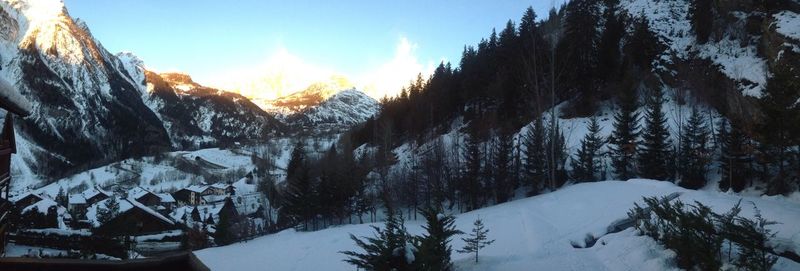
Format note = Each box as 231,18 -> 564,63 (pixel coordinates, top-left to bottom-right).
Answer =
284,88 -> 379,133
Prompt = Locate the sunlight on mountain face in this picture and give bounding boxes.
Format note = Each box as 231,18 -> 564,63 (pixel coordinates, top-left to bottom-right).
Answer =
203,36 -> 433,104
208,48 -> 346,101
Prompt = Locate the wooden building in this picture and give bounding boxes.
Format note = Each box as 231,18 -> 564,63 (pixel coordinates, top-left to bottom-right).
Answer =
0,76 -> 32,254
89,197 -> 177,236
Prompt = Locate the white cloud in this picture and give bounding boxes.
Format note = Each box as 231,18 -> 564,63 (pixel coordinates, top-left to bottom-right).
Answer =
357,37 -> 435,100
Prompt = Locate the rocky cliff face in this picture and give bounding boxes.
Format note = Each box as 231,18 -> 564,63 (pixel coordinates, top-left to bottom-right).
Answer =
1,0 -> 171,179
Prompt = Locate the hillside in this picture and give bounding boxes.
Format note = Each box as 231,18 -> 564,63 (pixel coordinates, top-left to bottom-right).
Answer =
196,180 -> 800,271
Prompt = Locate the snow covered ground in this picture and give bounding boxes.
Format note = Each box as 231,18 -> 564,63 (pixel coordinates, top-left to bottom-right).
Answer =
196,179 -> 800,271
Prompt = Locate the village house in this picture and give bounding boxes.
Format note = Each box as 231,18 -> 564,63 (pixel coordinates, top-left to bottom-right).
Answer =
157,193 -> 176,212
86,197 -> 177,236
128,186 -> 161,206
172,183 -> 233,206
68,194 -> 87,219
82,186 -> 111,206
18,198 -> 69,229
10,192 -> 48,211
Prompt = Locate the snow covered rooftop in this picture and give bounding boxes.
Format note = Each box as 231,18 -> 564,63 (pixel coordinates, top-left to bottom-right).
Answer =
184,185 -> 209,193
202,194 -> 227,204
157,193 -> 175,203
85,197 -> 174,228
11,191 -> 47,203
68,194 -> 86,205
21,198 -> 58,215
82,186 -> 111,200
128,186 -> 155,199
0,76 -> 31,116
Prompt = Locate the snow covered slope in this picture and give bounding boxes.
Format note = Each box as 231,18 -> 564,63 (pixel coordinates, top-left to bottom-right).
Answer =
196,179 -> 800,271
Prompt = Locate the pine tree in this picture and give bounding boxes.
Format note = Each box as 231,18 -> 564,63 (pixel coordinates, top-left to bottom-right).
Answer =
626,16 -> 661,72
545,121 -> 569,189
413,207 -> 463,271
523,118 -> 547,195
457,219 -> 495,263
561,0 -> 601,114
678,108 -> 710,189
688,0 -> 714,44
759,61 -> 800,195
282,140 -> 316,230
638,89 -> 672,180
717,120 -> 751,192
55,187 -> 68,207
342,199 -> 413,271
215,208 -> 233,245
463,124 -> 483,211
609,89 -> 640,180
493,130 -> 513,203
96,196 -> 120,225
571,117 -> 605,182
597,0 -> 625,82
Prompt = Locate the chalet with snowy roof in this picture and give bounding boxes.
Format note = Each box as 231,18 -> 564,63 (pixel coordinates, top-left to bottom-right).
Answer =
128,186 -> 161,206
157,192 -> 176,211
82,186 -> 111,206
67,194 -> 87,218
86,197 -> 177,236
0,76 -> 31,253
173,183 -> 231,206
18,198 -> 69,229
11,192 -> 48,211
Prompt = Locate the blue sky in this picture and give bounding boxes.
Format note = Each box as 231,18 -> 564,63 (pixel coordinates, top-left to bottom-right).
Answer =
64,0 -> 565,98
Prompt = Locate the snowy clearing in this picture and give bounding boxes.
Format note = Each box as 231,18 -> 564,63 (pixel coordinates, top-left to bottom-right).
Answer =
196,179 -> 800,271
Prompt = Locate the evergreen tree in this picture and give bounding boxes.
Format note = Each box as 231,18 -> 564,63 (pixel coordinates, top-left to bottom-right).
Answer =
462,124 -> 484,211
759,61 -> 800,195
626,16 -> 661,72
55,187 -> 68,207
545,121 -> 569,189
493,130 -> 514,203
571,117 -> 605,182
282,140 -> 316,230
561,0 -> 601,114
638,89 -> 672,180
215,208 -> 233,245
342,199 -> 413,271
96,196 -> 120,225
717,120 -> 751,192
457,219 -> 495,263
413,207 -> 463,271
523,118 -> 547,195
688,0 -> 714,44
597,0 -> 625,82
609,89 -> 640,180
678,108 -> 710,189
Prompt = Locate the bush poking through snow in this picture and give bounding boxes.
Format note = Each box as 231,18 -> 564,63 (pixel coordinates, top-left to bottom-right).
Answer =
628,197 -> 779,270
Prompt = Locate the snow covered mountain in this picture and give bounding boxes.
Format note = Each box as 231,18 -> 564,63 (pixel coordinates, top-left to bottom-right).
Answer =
0,0 -> 172,179
114,53 -> 285,149
259,76 -> 355,115
284,88 -> 379,133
